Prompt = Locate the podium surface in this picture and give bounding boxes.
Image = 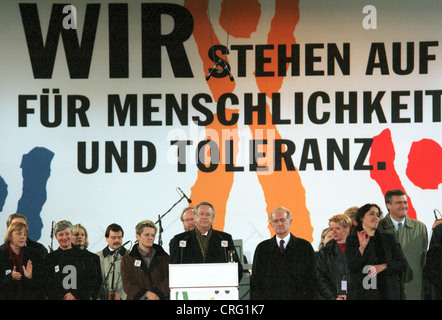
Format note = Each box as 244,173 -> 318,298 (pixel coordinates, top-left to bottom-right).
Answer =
169,263 -> 239,300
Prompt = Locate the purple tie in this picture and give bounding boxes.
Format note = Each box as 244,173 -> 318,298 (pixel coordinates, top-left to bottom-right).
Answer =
280,240 -> 285,254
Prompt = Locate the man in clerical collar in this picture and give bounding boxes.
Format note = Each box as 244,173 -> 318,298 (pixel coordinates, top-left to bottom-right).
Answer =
169,201 -> 243,280
96,223 -> 127,300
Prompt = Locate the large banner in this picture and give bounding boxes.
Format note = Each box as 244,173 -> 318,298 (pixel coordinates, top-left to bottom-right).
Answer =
0,0 -> 440,261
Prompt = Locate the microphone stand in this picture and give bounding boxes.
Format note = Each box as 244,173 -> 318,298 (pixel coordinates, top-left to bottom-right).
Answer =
100,252 -> 118,300
48,221 -> 55,252
155,194 -> 187,247
100,243 -> 129,300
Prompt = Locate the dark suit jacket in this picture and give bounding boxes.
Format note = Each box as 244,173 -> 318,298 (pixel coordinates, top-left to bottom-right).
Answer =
251,234 -> 318,300
169,228 -> 243,281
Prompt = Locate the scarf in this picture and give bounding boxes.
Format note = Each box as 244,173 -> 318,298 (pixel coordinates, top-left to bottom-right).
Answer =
195,228 -> 213,258
6,243 -> 25,299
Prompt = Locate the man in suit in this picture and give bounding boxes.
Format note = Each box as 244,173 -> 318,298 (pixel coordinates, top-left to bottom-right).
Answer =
169,201 -> 243,280
251,206 -> 318,300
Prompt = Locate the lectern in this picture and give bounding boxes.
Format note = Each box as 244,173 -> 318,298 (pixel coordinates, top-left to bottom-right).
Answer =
169,263 -> 239,300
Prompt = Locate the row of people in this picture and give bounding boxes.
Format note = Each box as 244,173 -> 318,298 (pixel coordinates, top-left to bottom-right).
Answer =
316,189 -> 441,300
1,189 -> 441,300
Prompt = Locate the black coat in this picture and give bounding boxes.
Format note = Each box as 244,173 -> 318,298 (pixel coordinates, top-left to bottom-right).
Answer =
346,232 -> 408,300
169,228 -> 243,281
0,244 -> 44,300
316,240 -> 349,300
250,234 -> 318,300
42,246 -> 102,300
423,243 -> 442,300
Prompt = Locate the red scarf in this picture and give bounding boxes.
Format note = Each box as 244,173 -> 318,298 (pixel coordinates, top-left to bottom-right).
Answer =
6,243 -> 25,299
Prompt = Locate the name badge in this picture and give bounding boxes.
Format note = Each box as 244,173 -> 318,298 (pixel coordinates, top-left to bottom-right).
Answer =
54,265 -> 60,273
5,269 -> 11,275
179,240 -> 187,248
221,240 -> 228,248
134,260 -> 142,267
341,280 -> 347,291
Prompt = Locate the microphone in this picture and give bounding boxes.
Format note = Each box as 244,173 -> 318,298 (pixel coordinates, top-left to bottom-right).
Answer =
48,221 -> 55,252
115,240 -> 131,254
50,221 -> 55,237
178,187 -> 192,203
435,209 -> 442,221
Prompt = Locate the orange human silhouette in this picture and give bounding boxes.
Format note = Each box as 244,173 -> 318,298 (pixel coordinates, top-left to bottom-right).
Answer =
184,0 -> 313,241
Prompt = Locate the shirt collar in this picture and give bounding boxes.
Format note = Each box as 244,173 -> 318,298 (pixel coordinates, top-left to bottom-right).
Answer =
276,233 -> 291,248
390,215 -> 406,231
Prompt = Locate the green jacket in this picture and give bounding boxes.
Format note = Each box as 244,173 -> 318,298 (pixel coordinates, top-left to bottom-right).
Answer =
378,214 -> 428,300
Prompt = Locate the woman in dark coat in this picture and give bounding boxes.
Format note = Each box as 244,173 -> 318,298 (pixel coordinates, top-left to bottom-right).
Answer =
346,203 -> 408,300
121,220 -> 170,300
316,214 -> 352,300
43,220 -> 102,300
0,221 -> 43,300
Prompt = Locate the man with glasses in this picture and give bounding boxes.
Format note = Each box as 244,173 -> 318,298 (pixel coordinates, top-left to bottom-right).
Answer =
180,206 -> 195,231
250,206 -> 318,300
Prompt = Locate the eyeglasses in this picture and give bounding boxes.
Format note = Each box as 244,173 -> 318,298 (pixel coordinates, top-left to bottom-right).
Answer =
183,218 -> 195,223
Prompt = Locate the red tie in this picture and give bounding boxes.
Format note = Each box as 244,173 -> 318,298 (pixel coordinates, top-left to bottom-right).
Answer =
280,240 -> 285,254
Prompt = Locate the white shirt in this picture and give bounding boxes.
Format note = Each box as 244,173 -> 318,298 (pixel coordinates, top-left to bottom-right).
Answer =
390,216 -> 405,231
276,233 -> 290,250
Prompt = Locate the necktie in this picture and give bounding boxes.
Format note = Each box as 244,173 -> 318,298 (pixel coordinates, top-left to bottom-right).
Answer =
397,222 -> 403,231
279,240 -> 285,254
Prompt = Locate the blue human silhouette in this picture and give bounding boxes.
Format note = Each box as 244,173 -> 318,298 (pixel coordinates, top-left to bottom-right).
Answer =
0,147 -> 54,241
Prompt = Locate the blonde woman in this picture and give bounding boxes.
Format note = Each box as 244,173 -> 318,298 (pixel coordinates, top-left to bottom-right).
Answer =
317,214 -> 352,300
0,221 -> 43,299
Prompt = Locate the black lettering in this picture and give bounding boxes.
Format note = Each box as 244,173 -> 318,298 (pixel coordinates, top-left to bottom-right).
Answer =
336,91 -> 357,123
392,42 -> 414,75
363,91 -> 387,123
166,94 -> 188,126
244,93 -> 267,125
192,94 -> 214,126
327,139 -> 349,170
308,92 -> 330,124
278,44 -> 300,77
419,41 -> 438,74
170,140 -> 192,172
142,3 -> 193,78
305,43 -> 324,76
299,139 -> 322,170
19,3 -> 100,79
108,94 -> 138,126
109,4 -> 129,78
78,141 -> 99,174
134,141 -> 156,172
196,140 -> 219,172
274,139 -> 296,171
354,138 -> 373,170
255,45 -> 274,77
327,43 -> 350,75
105,141 -> 128,173
217,93 -> 239,125
391,91 -> 411,123
366,43 -> 389,75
